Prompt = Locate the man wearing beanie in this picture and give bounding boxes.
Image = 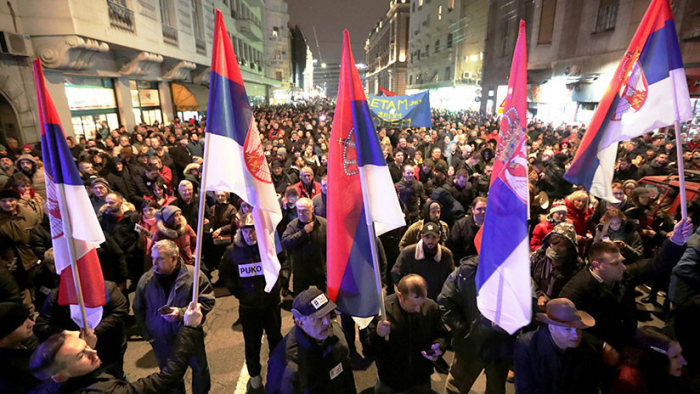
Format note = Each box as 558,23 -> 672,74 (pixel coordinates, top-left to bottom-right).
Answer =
152,205 -> 197,265
0,302 -> 42,394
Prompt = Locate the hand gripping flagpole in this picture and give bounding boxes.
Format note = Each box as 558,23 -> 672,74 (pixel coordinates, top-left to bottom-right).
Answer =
191,131 -> 212,304
674,121 -> 688,220
56,186 -> 89,331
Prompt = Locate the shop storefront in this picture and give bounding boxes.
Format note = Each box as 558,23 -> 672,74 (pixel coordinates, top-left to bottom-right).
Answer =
171,82 -> 208,122
65,76 -> 120,139
131,80 -> 163,126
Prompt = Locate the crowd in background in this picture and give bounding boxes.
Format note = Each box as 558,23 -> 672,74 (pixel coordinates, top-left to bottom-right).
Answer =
2,101 -> 700,394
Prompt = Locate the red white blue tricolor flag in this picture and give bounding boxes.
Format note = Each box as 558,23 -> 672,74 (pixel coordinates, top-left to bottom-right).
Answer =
476,20 -> 531,335
327,31 -> 405,318
565,0 -> 692,201
205,10 -> 282,291
34,59 -> 106,329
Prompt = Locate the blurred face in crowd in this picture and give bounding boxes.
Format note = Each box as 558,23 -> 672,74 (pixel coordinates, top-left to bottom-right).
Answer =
422,233 -> 440,252
179,182 -> 194,202
296,199 -> 314,223
572,197 -> 588,211
300,168 -> 314,186
398,290 -> 426,314
241,227 -> 257,246
152,247 -> 178,275
394,151 -> 404,165
142,205 -> 156,220
240,201 -> 252,214
668,342 -> 687,377
455,174 -> 467,189
114,162 -> 124,172
428,202 -> 441,222
215,192 -> 228,204
93,184 -> 109,199
296,313 -> 332,341
48,335 -> 101,382
15,182 -> 31,196
1,157 -> 13,171
320,179 -> 327,195
78,162 -> 95,175
403,166 -> 414,182
19,159 -> 33,173
398,138 -> 407,148
473,201 -> 487,225
612,187 -> 625,202
638,194 -> 650,206
547,235 -> 568,255
592,251 -> 625,282
0,195 -> 18,212
431,148 -> 442,161
609,217 -> 622,232
104,194 -> 122,214
655,153 -> 668,166
119,136 -> 129,147
548,324 -> 582,349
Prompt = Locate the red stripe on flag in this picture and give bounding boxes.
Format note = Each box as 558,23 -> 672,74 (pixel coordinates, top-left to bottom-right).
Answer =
58,248 -> 106,308
211,9 -> 244,84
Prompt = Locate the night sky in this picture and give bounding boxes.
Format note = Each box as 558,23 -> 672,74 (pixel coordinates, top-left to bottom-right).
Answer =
287,0 -> 390,64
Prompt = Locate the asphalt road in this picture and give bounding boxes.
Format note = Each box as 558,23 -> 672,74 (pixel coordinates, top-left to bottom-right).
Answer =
122,284 -> 516,394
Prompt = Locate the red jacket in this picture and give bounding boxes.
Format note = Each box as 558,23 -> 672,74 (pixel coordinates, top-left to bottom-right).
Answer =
565,197 -> 593,237
530,220 -> 555,251
293,180 -> 321,199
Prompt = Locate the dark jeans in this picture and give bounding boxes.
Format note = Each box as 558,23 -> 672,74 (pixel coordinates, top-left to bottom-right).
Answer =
240,304 -> 283,377
151,335 -> 211,394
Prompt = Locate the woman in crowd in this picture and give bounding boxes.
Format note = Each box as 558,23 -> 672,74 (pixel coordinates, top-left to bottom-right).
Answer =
594,208 -> 644,263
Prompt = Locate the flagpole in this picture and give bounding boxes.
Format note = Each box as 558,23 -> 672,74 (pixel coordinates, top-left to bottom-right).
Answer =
56,186 -> 89,331
357,167 -> 387,321
674,121 -> 688,220
191,131 -> 212,304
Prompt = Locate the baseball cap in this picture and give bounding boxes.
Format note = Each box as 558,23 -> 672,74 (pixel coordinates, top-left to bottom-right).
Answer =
422,221 -> 441,237
292,288 -> 337,318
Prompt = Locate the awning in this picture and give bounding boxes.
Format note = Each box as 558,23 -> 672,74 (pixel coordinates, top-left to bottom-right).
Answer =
171,83 -> 209,111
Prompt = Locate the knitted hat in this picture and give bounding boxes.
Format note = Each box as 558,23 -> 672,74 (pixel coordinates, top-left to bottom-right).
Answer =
0,302 -> 30,339
90,177 -> 111,191
549,199 -> 567,215
158,205 -> 181,224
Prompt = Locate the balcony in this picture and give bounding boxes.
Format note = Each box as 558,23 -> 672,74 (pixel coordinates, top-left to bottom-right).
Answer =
195,38 -> 206,55
107,0 -> 135,33
235,18 -> 263,40
162,24 -> 178,46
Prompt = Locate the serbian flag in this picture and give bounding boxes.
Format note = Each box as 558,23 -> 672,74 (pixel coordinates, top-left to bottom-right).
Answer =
475,20 -> 531,335
33,60 -> 106,329
205,10 -> 282,291
565,0 -> 692,202
327,31 -> 405,319
378,86 -> 396,96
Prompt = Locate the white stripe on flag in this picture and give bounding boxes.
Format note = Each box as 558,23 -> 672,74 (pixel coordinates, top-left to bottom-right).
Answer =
359,165 -> 405,236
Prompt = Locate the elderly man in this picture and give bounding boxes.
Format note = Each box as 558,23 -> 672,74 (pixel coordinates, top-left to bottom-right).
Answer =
133,240 -> 215,394
392,221 -> 455,301
365,274 -> 448,393
514,298 -> 602,394
293,166 -> 321,199
219,214 -> 286,393
98,192 -> 141,290
266,288 -> 356,394
173,180 -> 210,232
29,302 -> 205,393
281,197 -> 327,295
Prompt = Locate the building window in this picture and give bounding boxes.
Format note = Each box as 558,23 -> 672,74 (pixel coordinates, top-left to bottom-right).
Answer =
425,44 -> 429,57
159,0 -> 173,26
419,0 -> 423,7
448,0 -> 454,11
447,33 -> 453,48
191,0 -> 204,39
595,0 -> 618,32
438,5 -> 442,20
500,18 -> 513,56
538,0 -> 556,45
445,66 -> 451,81
409,75 -> 413,85
273,26 -> 279,37
412,2 -> 415,12
435,39 -> 440,53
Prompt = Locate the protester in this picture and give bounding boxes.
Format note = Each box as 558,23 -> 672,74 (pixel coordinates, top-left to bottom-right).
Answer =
281,197 -> 327,294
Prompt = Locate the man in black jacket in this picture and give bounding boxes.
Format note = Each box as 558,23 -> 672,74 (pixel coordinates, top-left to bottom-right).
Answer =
170,135 -> 193,177
219,214 -> 286,393
266,288 -> 356,394
29,302 -> 204,394
447,198 -> 486,263
281,198 -> 327,295
365,274 -> 448,393
0,302 -> 42,394
395,165 -> 426,225
559,218 -> 692,352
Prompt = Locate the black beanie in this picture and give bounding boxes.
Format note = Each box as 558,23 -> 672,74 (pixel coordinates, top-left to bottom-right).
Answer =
0,302 -> 30,339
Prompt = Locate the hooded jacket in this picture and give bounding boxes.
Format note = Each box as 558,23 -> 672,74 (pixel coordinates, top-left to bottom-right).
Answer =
151,217 -> 197,265
398,200 -> 450,250
15,154 -> 46,200
530,223 -> 584,300
0,203 -> 40,271
391,239 -> 455,300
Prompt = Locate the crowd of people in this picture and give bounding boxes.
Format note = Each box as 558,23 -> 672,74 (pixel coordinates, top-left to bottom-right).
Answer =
1,102 -> 700,394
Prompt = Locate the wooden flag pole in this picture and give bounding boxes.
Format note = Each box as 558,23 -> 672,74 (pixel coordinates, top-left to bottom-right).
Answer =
56,186 -> 89,331
191,131 -> 213,304
674,121 -> 688,220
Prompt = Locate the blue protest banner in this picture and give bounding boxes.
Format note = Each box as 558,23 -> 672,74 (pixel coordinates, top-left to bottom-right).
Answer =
367,91 -> 431,128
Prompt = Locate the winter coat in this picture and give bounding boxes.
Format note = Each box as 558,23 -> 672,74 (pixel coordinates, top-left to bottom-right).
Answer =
51,326 -> 204,394
559,239 -> 686,351
530,220 -> 555,251
172,195 -> 210,233
151,218 -> 197,265
0,335 -> 41,394
391,239 -> 454,300
293,180 -> 321,199
35,281 -> 129,367
312,192 -> 327,218
565,197 -> 593,237
514,327 -> 602,394
446,214 -> 480,262
0,204 -> 40,271
210,201 -> 237,235
132,260 -> 214,343
364,294 -> 448,391
281,215 -> 327,282
669,228 -> 700,305
266,323 -> 356,394
430,186 -> 465,227
395,178 -> 426,217
15,154 -> 46,199
219,233 -> 287,309
97,203 -> 140,256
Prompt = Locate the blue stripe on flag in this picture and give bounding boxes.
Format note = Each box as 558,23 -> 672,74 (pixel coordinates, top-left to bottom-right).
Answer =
335,205 -> 382,318
352,101 -> 387,167
207,71 -> 252,146
41,123 -> 84,186
640,20 -> 684,86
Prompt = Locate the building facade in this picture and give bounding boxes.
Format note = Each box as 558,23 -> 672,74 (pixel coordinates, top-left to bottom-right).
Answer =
264,0 -> 291,103
290,24 -> 315,99
365,0 -> 410,96
0,0 -> 282,144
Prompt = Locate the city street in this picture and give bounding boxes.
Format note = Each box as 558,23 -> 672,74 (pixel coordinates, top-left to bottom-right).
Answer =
122,282 -> 516,394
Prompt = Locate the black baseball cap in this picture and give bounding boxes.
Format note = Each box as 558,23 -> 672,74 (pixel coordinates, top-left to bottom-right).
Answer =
422,221 -> 441,237
292,288 -> 337,318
